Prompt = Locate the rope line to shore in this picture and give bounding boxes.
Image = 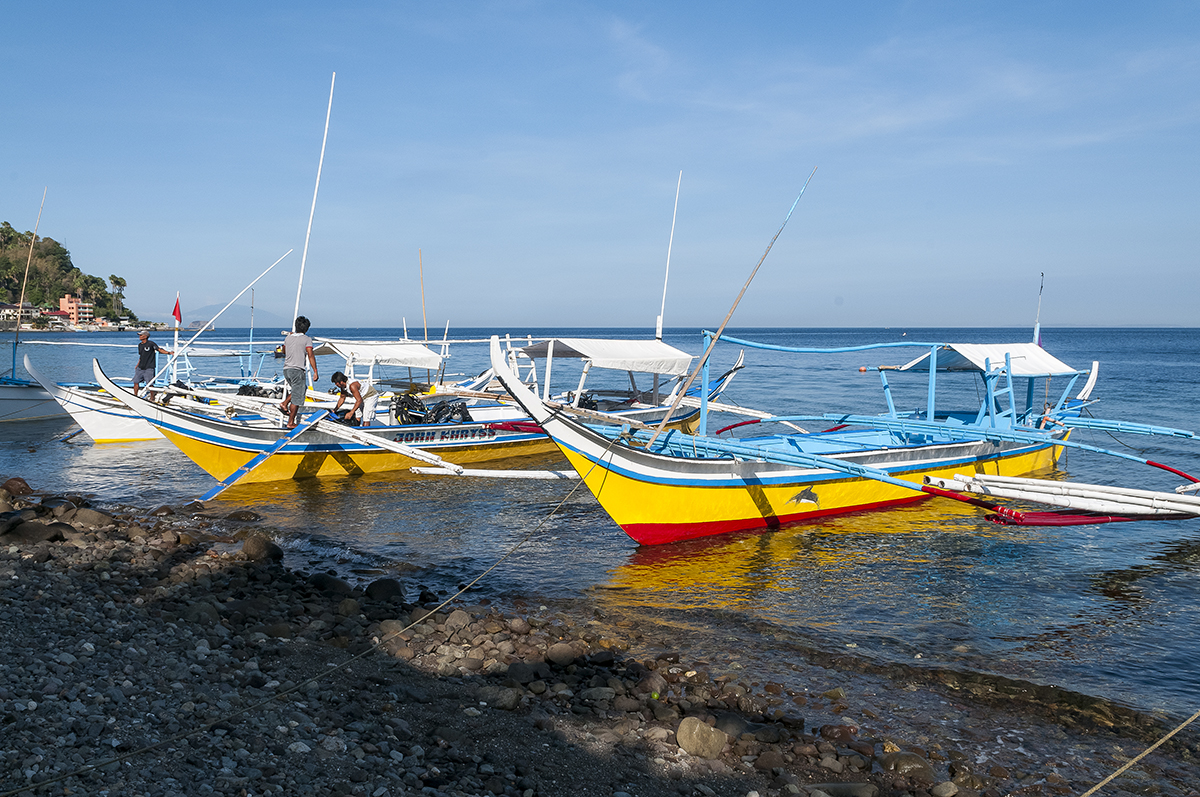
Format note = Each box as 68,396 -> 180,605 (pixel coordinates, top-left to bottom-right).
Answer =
1076,706 -> 1200,797
0,448 -> 612,797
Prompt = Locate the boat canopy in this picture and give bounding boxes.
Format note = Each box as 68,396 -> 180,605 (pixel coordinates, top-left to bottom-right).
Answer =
311,340 -> 443,370
892,343 -> 1080,377
518,338 -> 694,376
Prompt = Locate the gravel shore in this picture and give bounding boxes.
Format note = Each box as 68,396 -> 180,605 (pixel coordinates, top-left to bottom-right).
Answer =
1,476 -> 1198,797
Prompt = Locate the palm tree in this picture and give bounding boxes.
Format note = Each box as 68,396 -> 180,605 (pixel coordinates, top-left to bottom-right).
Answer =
109,274 -> 126,316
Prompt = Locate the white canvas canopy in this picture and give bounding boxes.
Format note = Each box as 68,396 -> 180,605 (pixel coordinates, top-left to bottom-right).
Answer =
311,339 -> 443,370
895,343 -> 1079,377
519,338 -> 694,376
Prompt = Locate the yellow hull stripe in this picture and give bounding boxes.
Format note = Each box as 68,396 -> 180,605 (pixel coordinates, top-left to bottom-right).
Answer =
163,428 -> 558,484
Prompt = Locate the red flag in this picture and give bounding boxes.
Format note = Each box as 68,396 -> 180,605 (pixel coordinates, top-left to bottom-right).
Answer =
172,295 -> 182,324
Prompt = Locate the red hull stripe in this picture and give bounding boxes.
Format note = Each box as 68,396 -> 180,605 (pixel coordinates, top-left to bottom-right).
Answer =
621,493 -> 930,546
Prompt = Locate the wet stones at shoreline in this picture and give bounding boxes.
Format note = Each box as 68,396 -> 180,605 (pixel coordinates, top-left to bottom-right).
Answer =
1,482 -> 1198,797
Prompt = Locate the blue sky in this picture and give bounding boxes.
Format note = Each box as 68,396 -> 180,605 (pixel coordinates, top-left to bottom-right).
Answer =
5,2 -> 1199,329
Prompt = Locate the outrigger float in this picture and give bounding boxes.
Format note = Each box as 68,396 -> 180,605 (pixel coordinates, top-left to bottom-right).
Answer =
487,333 -> 1200,546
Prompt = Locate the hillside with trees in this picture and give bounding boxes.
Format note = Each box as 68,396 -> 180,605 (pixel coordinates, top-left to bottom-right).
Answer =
0,221 -> 136,322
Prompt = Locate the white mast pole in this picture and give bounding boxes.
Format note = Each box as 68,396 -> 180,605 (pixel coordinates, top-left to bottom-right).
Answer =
1033,272 -> 1044,346
293,71 -> 336,322
12,187 -> 46,374
419,249 -> 430,383
656,171 -> 682,341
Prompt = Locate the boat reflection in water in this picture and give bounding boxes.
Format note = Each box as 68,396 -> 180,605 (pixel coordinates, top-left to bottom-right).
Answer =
604,495 -> 1036,619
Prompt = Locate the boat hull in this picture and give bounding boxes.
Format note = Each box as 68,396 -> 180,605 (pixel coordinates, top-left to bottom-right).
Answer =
487,335 -> 1065,546
92,358 -> 557,484
24,356 -> 161,442
555,435 -> 1059,545
159,424 -> 557,483
0,382 -> 66,423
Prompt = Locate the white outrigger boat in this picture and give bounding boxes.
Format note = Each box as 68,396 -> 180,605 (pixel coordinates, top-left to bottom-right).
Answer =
0,376 -> 62,423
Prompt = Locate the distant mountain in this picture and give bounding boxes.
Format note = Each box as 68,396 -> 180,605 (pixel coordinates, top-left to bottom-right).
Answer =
180,303 -> 293,332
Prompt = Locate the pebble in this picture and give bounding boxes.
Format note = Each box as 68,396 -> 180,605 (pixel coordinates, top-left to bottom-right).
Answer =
0,480 -> 1194,797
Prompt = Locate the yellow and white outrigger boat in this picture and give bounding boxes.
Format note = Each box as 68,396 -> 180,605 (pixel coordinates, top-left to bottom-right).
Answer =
90,334 -> 743,498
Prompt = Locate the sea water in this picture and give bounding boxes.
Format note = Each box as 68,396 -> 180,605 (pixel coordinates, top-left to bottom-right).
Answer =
2,326 -> 1199,725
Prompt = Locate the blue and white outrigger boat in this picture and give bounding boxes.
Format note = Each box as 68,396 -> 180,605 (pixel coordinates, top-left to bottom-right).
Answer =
487,332 -> 1200,546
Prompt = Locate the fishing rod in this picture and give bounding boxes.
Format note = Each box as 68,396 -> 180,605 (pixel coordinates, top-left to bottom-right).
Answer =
646,167 -> 817,448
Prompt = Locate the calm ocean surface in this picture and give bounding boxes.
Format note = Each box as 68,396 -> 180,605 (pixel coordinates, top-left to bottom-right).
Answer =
3,326 -> 1199,725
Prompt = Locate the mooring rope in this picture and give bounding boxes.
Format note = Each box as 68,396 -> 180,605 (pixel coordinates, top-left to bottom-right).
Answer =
1076,706 -> 1200,796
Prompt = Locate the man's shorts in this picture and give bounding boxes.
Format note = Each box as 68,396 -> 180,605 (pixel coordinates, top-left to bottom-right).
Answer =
133,367 -> 156,387
284,368 -> 306,406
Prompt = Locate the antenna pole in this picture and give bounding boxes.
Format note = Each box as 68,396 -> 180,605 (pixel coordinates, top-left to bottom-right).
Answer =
293,71 -> 336,322
656,171 -> 682,341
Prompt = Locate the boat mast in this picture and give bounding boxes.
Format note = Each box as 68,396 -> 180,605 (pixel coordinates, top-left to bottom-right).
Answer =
419,249 -> 430,384
11,187 -> 46,377
1033,272 -> 1044,346
656,171 -> 682,342
248,287 -> 255,377
293,72 -> 336,323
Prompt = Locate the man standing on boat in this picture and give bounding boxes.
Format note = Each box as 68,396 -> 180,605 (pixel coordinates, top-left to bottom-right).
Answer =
133,329 -> 173,398
279,316 -> 318,429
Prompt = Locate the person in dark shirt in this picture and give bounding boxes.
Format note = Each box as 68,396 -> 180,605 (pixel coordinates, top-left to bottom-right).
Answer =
134,330 -> 173,398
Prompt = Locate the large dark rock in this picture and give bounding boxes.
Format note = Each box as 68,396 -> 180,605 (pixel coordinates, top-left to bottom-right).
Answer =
636,671 -> 668,696
0,510 -> 36,535
40,497 -> 77,517
2,477 -> 32,496
242,536 -> 283,562
6,521 -> 66,544
365,578 -> 404,602
713,711 -> 749,738
505,661 -> 551,684
307,572 -> 352,596
879,751 -> 937,783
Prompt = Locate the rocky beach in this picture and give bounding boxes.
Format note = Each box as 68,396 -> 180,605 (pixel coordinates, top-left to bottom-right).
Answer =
1,475 -> 1198,797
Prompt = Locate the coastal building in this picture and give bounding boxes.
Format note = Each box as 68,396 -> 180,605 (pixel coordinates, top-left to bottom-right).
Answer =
0,302 -> 40,322
40,309 -> 72,329
59,294 -> 95,325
